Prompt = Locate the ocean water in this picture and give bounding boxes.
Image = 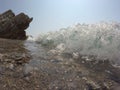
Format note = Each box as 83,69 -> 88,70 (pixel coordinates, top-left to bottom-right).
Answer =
23,22 -> 120,89
35,22 -> 120,65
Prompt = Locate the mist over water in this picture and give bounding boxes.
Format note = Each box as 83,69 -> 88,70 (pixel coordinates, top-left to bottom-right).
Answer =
35,22 -> 120,64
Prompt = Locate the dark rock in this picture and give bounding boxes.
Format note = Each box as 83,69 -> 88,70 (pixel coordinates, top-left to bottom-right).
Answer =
107,68 -> 120,83
0,10 -> 33,40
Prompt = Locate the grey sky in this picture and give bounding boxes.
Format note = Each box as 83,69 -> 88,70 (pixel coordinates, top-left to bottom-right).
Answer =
0,0 -> 120,36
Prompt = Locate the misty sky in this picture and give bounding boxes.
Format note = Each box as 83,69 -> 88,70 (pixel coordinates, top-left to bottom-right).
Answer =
0,0 -> 120,36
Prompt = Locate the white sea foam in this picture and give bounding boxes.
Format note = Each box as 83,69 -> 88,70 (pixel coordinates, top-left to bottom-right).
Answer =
36,22 -> 120,63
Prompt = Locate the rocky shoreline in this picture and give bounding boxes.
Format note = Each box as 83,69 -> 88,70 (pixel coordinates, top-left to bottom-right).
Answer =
0,39 -> 49,90
0,38 -> 120,90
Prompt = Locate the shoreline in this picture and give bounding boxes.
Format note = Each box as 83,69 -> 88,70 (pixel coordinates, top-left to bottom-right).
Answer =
0,38 -> 120,90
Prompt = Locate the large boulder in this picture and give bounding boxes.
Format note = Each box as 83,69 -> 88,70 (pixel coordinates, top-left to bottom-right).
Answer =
0,10 -> 33,40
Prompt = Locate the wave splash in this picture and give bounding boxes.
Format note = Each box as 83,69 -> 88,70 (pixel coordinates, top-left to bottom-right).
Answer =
36,22 -> 120,64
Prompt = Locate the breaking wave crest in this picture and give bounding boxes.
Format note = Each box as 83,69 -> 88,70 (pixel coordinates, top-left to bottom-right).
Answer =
36,22 -> 120,63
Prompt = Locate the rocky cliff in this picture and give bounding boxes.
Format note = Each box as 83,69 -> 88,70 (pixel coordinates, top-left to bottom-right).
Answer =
0,10 -> 33,40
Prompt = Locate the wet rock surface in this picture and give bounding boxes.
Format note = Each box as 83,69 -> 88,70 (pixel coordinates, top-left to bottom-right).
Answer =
0,10 -> 33,40
0,38 -> 120,90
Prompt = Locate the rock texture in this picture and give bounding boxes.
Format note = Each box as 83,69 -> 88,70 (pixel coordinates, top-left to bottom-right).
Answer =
0,10 -> 33,40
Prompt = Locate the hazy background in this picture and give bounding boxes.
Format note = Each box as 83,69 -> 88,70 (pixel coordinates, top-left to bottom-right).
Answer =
0,0 -> 120,37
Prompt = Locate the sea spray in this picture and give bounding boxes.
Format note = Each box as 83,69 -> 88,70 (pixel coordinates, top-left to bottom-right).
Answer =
36,22 -> 120,64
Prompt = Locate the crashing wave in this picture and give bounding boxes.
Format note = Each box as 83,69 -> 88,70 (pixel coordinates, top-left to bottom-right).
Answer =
36,22 -> 120,63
